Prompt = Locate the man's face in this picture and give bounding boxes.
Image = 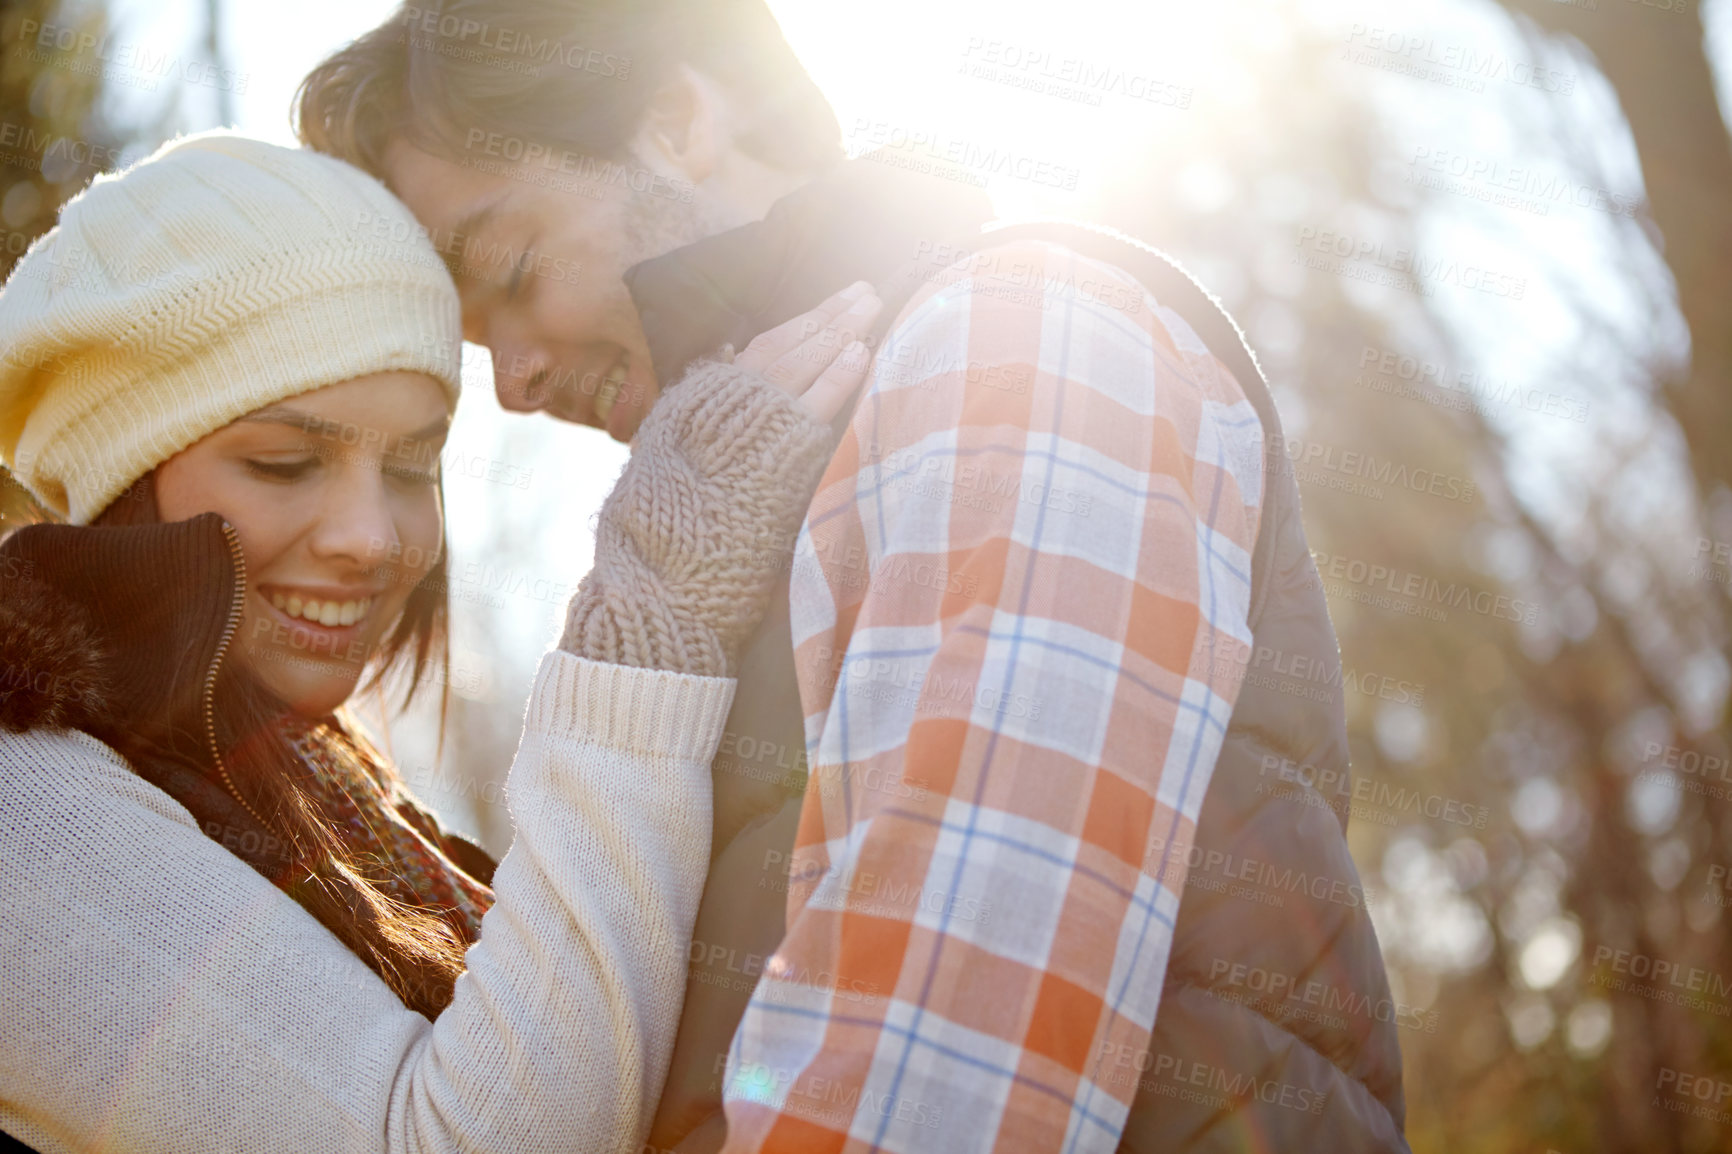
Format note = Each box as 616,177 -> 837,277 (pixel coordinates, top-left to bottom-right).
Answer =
384,139 -> 699,441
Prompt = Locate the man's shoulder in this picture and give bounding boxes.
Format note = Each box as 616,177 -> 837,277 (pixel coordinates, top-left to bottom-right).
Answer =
861,228 -> 1267,513
877,231 -> 1255,409
886,232 -> 1242,382
890,235 -> 1151,330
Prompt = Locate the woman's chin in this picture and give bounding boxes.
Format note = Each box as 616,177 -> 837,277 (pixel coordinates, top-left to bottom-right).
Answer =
262,665 -> 364,719
237,628 -> 371,717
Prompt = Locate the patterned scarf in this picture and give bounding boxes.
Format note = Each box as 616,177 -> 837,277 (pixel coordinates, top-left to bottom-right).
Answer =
282,717 -> 496,949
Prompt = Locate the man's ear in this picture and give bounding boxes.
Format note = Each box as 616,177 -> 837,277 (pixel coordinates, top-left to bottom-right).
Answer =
636,63 -> 726,184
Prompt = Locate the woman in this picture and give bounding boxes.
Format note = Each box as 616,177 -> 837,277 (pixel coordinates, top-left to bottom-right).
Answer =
0,132 -> 881,1152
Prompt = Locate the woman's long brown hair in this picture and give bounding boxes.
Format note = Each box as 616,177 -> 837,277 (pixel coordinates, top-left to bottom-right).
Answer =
92,472 -> 473,1018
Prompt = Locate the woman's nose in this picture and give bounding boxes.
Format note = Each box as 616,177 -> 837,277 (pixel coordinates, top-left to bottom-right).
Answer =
308,474 -> 401,566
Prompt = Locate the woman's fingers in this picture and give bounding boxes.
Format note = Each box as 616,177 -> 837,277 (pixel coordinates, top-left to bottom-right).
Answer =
797,339 -> 874,423
761,292 -> 883,395
736,281 -> 877,385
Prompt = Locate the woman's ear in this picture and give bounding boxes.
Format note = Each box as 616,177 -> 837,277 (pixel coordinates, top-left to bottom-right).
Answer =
635,63 -> 726,184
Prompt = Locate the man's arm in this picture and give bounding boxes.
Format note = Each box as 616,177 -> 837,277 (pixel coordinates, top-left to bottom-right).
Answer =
718,239 -> 1268,1153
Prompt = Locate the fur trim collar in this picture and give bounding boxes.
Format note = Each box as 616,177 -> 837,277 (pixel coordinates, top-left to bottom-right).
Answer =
0,563 -> 110,733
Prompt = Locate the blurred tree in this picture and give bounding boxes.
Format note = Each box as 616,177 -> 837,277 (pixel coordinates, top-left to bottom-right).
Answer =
202,0 -> 231,126
1435,7 -> 1732,1151
1494,0 -> 1732,511
1,0 -> 120,528
1087,2 -> 1729,1150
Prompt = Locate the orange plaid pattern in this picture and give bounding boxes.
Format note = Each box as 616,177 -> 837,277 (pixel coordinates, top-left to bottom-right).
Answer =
718,240 -> 1267,1153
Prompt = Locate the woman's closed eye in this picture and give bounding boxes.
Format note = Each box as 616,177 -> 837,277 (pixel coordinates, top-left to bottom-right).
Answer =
243,447 -> 439,488
245,456 -> 319,482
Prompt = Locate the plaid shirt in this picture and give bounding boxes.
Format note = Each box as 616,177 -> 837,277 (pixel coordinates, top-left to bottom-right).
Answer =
718,239 -> 1267,1154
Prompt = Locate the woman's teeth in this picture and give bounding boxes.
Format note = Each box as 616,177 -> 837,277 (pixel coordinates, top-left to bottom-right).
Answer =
269,591 -> 372,627
594,359 -> 628,426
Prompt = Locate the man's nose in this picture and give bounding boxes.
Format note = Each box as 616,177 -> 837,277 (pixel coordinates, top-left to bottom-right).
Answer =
492,346 -> 552,413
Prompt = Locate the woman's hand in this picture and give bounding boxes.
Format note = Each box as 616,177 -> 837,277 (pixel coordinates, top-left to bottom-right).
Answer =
559,283 -> 883,677
731,281 -> 883,424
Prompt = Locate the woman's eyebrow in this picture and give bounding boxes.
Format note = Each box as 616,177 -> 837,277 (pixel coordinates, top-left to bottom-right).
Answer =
238,406 -> 450,444
237,405 -> 320,430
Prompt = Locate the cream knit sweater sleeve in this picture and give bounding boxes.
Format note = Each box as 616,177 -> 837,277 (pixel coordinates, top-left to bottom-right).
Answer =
0,654 -> 731,1154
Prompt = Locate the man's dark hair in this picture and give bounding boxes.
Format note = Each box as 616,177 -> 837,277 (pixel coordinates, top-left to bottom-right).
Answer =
296,0 -> 842,178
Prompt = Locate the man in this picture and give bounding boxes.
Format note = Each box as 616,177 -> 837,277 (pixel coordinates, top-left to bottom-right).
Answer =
300,3 -> 1409,1151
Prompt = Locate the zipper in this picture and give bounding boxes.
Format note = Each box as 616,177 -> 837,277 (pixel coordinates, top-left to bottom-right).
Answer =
207,520 -> 269,828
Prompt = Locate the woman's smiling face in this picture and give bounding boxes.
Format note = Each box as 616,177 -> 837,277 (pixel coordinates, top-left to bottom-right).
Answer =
153,372 -> 450,717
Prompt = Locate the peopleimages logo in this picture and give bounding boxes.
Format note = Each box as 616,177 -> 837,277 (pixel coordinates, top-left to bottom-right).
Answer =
16,21 -> 248,94
1407,145 -> 1641,219
0,121 -> 125,172
720,1059 -> 943,1131
1688,537 -> 1732,587
806,647 -> 1044,721
688,939 -> 878,1005
458,130 -> 695,203
1146,833 -> 1371,912
1258,754 -> 1489,830
1589,946 -> 1732,1015
1341,24 -> 1577,95
849,120 -> 1082,191
906,240 -> 1145,315
398,6 -> 631,77
1294,226 -> 1527,299
1193,635 -> 1426,706
1268,435 -> 1477,503
1354,344 -> 1588,423
1097,1045 -> 1330,1115
957,37 -> 1194,110
764,847 -> 993,925
1705,864 -> 1732,908
1309,550 -> 1539,626
1641,742 -> 1731,783
1655,1067 -> 1732,1128
1207,958 -> 1440,1033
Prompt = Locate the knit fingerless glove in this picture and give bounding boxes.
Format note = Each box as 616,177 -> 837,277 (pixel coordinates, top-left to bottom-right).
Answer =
558,357 -> 839,677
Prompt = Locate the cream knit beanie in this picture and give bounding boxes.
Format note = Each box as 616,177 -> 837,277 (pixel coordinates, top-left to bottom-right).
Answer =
0,130 -> 462,524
